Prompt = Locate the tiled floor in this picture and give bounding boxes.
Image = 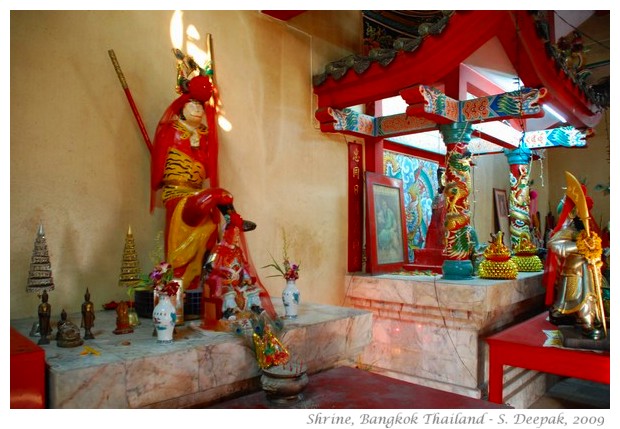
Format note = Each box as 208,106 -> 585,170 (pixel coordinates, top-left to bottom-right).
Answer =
528,378 -> 610,409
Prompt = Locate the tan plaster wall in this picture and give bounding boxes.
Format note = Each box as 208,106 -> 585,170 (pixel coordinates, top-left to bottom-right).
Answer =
10,10 -> 359,319
547,110 -> 610,232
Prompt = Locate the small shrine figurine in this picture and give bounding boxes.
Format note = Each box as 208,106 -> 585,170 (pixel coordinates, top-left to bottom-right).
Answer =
113,301 -> 134,335
56,309 -> 67,340
205,215 -> 274,331
81,288 -> 96,339
511,233 -> 543,272
127,301 -> 141,327
57,309 -> 84,348
37,290 -> 52,345
478,231 -> 518,279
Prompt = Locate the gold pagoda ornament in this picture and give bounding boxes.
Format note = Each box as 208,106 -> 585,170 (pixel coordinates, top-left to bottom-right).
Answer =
27,223 -> 55,293
511,233 -> 543,272
478,231 -> 518,279
118,225 -> 142,289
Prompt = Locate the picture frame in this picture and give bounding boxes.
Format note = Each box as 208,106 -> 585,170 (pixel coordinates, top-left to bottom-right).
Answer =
366,172 -> 409,274
493,188 -> 511,249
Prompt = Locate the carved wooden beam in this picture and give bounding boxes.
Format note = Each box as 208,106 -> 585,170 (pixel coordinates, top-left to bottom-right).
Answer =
402,84 -> 547,124
376,113 -> 437,137
314,107 -> 376,137
522,126 -> 591,149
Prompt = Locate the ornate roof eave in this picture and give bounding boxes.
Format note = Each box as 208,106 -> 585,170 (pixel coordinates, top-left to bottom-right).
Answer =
313,10 -> 510,109
313,10 -> 604,130
497,11 -> 603,129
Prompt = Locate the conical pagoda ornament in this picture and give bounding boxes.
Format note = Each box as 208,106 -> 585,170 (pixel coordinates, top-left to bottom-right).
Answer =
511,233 -> 543,272
118,225 -> 142,289
478,231 -> 518,279
27,223 -> 55,293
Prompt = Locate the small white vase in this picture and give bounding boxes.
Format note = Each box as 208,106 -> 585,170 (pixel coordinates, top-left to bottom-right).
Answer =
152,294 -> 176,343
282,280 -> 300,319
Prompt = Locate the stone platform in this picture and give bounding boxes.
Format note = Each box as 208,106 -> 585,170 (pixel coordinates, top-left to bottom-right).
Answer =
344,272 -> 548,408
10,302 -> 372,408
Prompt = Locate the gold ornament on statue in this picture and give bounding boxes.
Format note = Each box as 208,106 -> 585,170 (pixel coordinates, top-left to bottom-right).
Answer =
478,231 -> 518,279
511,233 -> 543,272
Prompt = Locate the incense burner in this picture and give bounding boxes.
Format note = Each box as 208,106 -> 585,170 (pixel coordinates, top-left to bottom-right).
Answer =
260,361 -> 308,404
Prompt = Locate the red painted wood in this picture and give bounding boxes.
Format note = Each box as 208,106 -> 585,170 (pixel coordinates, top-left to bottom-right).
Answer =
495,11 -> 601,128
10,328 -> 46,408
314,11 -> 600,129
485,312 -> 610,404
209,366 -> 509,409
314,11 -> 512,109
347,141 -> 364,272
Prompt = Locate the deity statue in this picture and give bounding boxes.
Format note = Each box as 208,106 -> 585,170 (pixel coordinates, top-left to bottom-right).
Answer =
81,288 -> 96,339
151,50 -> 275,330
37,290 -> 51,345
56,308 -> 67,341
425,167 -> 446,250
113,301 -> 134,335
204,213 -> 276,330
151,64 -> 255,298
56,310 -> 84,348
544,172 -> 607,340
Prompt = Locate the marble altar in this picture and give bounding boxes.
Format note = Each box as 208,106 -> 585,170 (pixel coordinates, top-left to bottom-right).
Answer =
10,302 -> 372,408
344,272 -> 549,408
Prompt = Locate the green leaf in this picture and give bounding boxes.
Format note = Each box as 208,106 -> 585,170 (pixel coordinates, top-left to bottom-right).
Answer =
261,252 -> 286,277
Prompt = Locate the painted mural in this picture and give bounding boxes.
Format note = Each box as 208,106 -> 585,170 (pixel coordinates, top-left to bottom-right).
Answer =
384,150 -> 439,262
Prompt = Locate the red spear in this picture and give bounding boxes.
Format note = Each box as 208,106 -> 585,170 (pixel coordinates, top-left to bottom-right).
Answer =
108,49 -> 152,155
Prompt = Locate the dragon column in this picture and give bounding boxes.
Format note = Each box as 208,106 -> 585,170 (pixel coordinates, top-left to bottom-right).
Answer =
439,122 -> 474,279
504,143 -> 534,249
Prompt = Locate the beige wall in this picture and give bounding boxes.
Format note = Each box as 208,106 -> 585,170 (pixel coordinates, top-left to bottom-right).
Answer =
547,110 -> 610,232
11,10 -> 606,321
10,10 -> 360,319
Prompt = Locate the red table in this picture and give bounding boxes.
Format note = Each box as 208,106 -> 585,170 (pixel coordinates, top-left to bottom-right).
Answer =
485,312 -> 610,404
209,366 -> 509,409
10,327 -> 46,408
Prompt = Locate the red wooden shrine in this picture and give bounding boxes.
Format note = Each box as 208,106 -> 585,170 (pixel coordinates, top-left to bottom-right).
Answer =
312,10 -> 604,274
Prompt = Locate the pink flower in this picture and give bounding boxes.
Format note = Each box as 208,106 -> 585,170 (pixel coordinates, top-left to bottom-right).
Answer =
262,230 -> 301,282
149,262 -> 179,297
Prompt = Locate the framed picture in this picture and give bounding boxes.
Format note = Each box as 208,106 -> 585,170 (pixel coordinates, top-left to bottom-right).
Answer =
366,172 -> 409,274
493,188 -> 511,249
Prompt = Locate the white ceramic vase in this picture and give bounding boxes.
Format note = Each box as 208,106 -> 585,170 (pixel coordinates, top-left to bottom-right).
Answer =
152,294 -> 176,343
282,280 -> 300,319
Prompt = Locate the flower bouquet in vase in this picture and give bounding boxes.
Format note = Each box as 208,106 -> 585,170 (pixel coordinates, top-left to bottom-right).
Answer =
148,262 -> 181,343
262,231 -> 301,318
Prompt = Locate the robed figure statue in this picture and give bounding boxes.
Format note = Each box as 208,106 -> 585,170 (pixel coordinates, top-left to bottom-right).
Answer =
543,171 -> 607,340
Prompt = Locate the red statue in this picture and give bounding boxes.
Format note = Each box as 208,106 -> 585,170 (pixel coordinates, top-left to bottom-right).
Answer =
203,213 -> 277,330
151,54 -> 275,329
151,75 -> 233,291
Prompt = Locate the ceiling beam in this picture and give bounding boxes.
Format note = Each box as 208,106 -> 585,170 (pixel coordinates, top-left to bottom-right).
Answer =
261,11 -> 306,21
